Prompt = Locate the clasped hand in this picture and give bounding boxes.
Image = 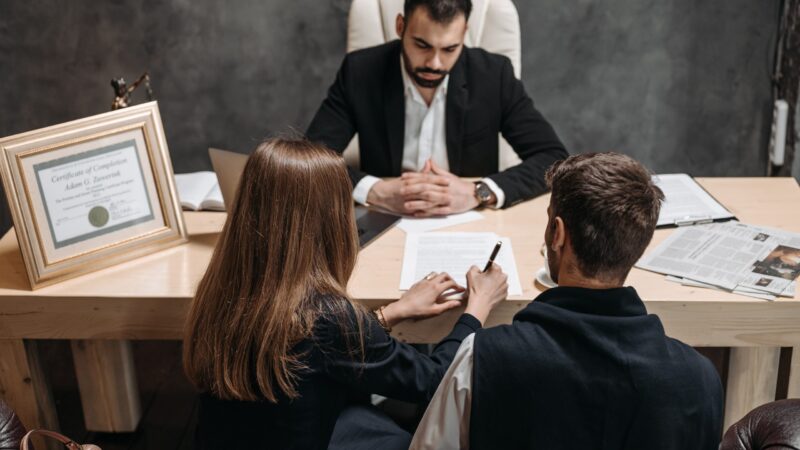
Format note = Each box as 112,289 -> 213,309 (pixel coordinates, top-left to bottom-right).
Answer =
367,159 -> 479,217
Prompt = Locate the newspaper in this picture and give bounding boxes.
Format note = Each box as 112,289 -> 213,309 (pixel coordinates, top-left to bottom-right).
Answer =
637,222 -> 800,298
664,275 -> 796,301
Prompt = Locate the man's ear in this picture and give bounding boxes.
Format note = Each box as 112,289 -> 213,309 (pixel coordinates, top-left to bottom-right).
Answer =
552,216 -> 566,252
396,13 -> 405,39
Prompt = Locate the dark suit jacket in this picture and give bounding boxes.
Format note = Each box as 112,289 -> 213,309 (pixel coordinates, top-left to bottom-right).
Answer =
307,40 -> 568,207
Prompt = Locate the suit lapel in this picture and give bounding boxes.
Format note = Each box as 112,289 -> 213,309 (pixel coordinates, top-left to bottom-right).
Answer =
384,43 -> 405,175
446,49 -> 468,174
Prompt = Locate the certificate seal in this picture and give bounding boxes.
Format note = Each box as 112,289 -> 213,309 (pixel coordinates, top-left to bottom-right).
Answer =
88,206 -> 110,228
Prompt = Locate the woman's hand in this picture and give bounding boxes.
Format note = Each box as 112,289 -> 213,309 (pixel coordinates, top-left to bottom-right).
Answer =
380,272 -> 465,328
464,264 -> 508,325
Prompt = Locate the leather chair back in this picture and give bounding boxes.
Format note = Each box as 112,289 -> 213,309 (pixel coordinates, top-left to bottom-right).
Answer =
343,0 -> 523,170
0,400 -> 26,450
720,399 -> 800,450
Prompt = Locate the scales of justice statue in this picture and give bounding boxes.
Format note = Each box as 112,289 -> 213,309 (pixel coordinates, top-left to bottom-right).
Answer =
110,72 -> 154,110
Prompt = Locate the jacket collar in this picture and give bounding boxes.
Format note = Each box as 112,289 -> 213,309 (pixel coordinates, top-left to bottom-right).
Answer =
384,41 -> 405,174
517,286 -> 648,319
445,47 -> 468,174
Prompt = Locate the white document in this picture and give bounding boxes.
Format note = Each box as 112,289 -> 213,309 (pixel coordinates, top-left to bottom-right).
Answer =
174,171 -> 225,211
653,174 -> 734,226
400,232 -> 523,296
396,211 -> 483,233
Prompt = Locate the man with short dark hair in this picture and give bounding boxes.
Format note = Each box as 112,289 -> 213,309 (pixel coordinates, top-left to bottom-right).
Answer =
411,153 -> 724,449
307,0 -> 567,216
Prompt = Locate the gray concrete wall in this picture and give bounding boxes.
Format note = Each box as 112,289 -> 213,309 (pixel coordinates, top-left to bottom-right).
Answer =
0,1 -> 781,235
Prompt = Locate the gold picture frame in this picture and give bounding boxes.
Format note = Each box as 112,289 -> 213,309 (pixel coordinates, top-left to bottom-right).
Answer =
0,102 -> 187,289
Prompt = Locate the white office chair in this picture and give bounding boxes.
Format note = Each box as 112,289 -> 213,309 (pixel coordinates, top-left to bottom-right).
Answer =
343,0 -> 523,171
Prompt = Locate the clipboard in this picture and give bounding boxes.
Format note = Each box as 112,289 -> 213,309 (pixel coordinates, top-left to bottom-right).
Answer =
653,174 -> 737,228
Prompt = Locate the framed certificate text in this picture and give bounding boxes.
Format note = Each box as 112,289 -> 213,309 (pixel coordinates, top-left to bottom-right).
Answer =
0,102 -> 187,288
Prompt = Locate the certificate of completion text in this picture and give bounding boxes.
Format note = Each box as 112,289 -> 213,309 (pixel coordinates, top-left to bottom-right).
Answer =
34,140 -> 155,248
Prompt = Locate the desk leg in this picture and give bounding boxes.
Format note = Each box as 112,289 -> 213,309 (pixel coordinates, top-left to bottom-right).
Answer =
0,339 -> 61,450
71,340 -> 141,432
723,347 -> 780,429
788,346 -> 800,399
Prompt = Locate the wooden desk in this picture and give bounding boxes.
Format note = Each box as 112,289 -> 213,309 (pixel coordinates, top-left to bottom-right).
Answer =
0,177 -> 798,437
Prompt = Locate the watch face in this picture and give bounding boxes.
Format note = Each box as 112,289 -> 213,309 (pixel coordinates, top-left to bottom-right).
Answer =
475,182 -> 492,203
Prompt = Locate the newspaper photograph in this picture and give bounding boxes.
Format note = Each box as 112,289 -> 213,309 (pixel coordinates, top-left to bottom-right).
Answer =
752,245 -> 800,280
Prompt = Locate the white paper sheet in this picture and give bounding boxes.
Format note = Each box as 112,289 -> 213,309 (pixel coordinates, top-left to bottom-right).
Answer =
396,211 -> 483,233
400,232 -> 523,296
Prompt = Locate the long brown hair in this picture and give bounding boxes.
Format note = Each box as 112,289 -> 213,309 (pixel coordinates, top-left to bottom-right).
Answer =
183,138 -> 361,402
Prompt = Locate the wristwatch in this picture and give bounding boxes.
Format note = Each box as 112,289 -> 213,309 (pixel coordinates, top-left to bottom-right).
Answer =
473,181 -> 494,207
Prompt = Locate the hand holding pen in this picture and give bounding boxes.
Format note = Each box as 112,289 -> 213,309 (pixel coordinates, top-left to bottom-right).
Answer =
465,241 -> 509,325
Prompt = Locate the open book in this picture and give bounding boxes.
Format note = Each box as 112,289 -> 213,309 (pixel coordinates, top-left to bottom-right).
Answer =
653,174 -> 735,227
174,171 -> 225,211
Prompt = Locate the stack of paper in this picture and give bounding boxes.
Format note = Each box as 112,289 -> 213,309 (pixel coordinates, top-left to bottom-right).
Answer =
400,232 -> 523,296
637,222 -> 800,300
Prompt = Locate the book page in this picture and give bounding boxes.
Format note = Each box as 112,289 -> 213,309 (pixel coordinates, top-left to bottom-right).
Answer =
653,174 -> 734,226
200,183 -> 225,211
174,172 -> 219,211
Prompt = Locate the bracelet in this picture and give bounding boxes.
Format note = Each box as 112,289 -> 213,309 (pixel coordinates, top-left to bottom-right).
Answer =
374,305 -> 392,332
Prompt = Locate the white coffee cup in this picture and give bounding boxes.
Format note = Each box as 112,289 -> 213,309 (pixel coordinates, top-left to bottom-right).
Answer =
543,244 -> 551,280
539,243 -> 556,287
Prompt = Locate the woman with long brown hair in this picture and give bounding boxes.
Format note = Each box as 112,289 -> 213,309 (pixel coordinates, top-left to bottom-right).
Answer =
183,138 -> 507,450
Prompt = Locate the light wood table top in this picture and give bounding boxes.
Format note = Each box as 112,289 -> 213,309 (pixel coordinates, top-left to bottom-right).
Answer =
0,177 -> 798,344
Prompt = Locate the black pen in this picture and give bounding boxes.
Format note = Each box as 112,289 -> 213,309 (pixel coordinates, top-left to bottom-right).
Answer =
482,241 -> 503,272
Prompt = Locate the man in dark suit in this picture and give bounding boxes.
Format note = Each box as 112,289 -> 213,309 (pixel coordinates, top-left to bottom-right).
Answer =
411,153 -> 724,449
307,0 -> 567,216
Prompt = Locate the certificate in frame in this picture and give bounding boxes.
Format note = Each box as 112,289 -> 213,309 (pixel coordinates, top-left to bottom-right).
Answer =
0,102 -> 187,289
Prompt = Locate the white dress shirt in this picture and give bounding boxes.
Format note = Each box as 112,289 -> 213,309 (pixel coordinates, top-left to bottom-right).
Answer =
409,333 -> 475,450
351,58 -> 506,208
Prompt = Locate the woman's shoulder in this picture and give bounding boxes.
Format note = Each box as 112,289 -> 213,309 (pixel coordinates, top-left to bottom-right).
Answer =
311,292 -> 359,322
311,293 -> 366,330
309,293 -> 380,350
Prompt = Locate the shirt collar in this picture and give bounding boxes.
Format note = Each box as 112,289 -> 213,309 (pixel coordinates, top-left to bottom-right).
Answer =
519,286 -> 648,318
400,54 -> 449,104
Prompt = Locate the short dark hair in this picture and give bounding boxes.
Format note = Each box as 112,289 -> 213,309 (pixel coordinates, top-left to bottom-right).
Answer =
546,152 -> 664,281
404,0 -> 472,23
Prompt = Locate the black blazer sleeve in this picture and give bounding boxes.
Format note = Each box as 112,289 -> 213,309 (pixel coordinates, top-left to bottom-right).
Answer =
315,303 -> 481,403
306,55 -> 368,187
488,57 -> 569,207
